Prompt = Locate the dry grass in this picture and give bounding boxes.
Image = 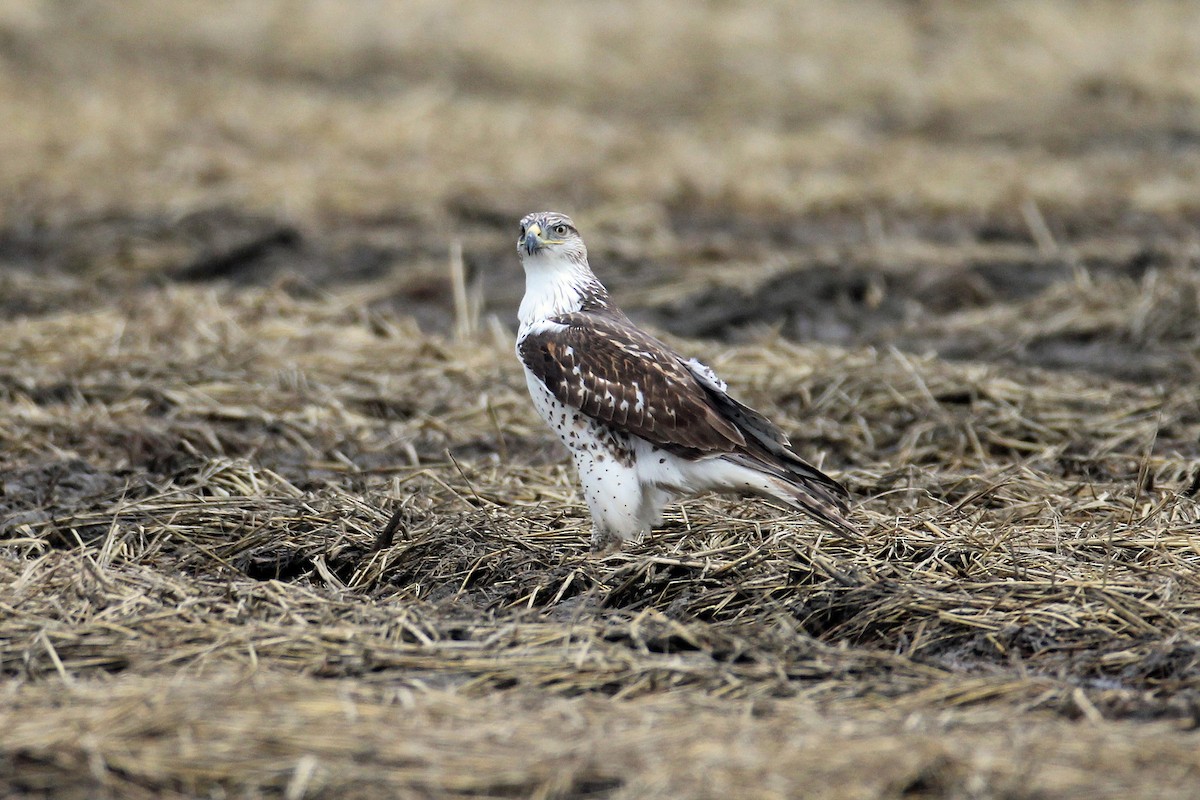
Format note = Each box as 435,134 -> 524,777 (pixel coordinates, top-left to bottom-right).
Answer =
3,285 -> 1200,798
4,2 -> 1200,798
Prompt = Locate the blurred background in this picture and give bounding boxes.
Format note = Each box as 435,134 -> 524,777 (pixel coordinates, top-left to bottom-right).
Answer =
2,0 -> 1199,376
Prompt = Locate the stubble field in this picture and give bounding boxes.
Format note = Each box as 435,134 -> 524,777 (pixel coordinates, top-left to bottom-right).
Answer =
3,2 -> 1200,797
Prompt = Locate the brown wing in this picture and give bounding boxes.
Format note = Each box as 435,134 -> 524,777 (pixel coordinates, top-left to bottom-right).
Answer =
683,360 -> 850,503
518,311 -> 746,457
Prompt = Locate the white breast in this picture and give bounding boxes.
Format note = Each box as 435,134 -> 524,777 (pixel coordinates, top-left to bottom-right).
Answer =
517,253 -> 590,326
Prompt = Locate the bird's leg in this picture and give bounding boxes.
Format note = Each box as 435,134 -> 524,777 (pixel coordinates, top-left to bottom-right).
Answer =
574,451 -> 645,553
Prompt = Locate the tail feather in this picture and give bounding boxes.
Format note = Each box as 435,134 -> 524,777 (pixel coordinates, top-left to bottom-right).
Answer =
682,357 -> 856,538
725,453 -> 858,540
768,473 -> 858,540
685,362 -> 849,502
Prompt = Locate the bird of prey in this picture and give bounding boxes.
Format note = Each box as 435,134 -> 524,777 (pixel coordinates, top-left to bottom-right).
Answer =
515,211 -> 854,552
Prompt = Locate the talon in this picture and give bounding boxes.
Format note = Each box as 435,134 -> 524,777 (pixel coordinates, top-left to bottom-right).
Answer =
589,528 -> 624,556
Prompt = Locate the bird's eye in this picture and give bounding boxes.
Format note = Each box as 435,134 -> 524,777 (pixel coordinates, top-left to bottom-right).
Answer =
519,225 -> 526,237
552,224 -> 569,237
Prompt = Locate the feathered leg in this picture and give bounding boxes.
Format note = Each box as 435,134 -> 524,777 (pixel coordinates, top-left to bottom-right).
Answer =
573,451 -> 646,553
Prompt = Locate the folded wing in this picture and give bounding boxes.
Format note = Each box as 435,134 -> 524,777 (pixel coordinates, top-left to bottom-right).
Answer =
524,311 -> 763,454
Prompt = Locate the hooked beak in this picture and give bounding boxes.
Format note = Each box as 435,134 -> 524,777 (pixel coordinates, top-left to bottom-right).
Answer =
522,223 -> 543,256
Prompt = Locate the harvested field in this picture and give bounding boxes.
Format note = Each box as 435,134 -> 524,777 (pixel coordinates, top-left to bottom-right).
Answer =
3,2 -> 1200,798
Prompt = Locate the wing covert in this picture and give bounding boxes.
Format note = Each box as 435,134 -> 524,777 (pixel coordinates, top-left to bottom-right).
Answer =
518,312 -> 745,456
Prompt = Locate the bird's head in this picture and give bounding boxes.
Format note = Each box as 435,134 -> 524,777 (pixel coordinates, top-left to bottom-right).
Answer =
517,211 -> 587,269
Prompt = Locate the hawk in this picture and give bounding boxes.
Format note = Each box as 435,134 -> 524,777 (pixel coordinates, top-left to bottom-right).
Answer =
515,211 -> 854,552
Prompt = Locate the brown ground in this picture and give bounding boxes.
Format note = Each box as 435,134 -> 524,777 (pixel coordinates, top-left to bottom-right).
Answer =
3,2 -> 1200,798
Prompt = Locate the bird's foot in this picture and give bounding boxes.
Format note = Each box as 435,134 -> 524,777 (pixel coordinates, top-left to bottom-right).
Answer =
589,528 -> 625,556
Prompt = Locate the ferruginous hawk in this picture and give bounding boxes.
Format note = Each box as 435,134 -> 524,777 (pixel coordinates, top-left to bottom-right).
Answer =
515,211 -> 854,552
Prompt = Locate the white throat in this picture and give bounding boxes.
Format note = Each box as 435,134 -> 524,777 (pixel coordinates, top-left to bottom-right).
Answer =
518,253 -> 595,329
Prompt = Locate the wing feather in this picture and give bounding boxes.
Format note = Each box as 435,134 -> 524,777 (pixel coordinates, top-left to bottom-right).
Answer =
681,360 -> 850,503
519,312 -> 745,456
